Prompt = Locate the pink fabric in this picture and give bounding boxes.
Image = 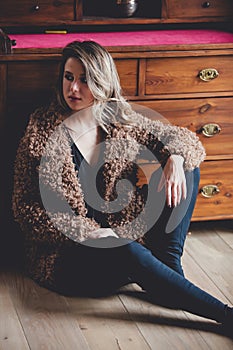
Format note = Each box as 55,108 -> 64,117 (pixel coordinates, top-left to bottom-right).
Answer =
9,29 -> 233,49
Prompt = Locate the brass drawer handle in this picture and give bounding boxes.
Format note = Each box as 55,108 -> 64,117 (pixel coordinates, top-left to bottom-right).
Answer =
201,123 -> 221,137
201,185 -> 220,198
198,68 -> 219,81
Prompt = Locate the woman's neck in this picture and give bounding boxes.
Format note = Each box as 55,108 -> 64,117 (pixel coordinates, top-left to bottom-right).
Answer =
64,106 -> 98,135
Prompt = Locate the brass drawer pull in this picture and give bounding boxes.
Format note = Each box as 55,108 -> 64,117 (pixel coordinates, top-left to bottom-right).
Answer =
201,123 -> 221,137
198,68 -> 219,81
201,185 -> 220,198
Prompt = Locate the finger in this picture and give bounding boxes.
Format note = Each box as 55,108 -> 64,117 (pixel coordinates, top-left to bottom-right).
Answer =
166,183 -> 172,207
174,185 -> 180,206
172,184 -> 178,207
182,180 -> 187,200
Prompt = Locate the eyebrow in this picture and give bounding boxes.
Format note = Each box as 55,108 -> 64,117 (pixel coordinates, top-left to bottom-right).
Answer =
64,70 -> 86,76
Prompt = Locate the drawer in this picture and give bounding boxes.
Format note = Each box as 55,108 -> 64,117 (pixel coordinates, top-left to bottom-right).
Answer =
145,56 -> 233,95
136,160 -> 233,221
167,0 -> 233,19
0,0 -> 74,24
193,160 -> 233,220
115,59 -> 138,97
136,98 -> 233,158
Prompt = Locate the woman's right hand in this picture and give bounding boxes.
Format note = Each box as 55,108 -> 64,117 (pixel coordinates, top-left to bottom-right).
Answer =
88,228 -> 119,239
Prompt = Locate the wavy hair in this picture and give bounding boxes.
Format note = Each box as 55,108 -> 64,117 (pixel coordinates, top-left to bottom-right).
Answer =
56,40 -> 136,126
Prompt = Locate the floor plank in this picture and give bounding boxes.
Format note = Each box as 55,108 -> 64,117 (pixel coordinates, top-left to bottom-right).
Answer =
0,272 -> 29,350
118,284 -> 212,350
182,252 -> 233,350
65,293 -> 151,350
1,220 -> 233,350
186,223 -> 233,303
215,221 -> 233,249
7,272 -> 90,350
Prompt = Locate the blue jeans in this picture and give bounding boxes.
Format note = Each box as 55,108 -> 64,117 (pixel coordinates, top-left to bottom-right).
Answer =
143,167 -> 200,276
53,168 -> 229,323
55,235 -> 227,323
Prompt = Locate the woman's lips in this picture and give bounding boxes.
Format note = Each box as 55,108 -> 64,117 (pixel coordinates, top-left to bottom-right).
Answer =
68,95 -> 81,101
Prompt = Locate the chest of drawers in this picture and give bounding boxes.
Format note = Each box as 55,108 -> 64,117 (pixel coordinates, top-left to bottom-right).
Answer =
137,95 -> 233,221
0,29 -> 233,223
130,42 -> 233,221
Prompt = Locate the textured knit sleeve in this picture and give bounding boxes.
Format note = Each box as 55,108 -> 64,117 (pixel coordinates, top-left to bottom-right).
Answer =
133,113 -> 206,171
12,110 -> 100,246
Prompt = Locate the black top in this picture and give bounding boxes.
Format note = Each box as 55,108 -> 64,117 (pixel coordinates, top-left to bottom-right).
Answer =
71,141 -> 109,228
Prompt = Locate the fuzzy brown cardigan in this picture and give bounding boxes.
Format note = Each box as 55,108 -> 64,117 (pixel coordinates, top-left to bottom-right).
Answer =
12,103 -> 205,289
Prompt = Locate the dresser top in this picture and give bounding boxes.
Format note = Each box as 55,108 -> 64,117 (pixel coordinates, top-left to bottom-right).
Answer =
8,29 -> 233,50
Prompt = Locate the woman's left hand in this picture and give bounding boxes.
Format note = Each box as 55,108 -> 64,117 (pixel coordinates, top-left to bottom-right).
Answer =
157,155 -> 187,207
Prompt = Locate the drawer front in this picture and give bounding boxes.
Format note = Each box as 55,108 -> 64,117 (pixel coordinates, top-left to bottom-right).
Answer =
145,56 -> 233,95
0,0 -> 74,24
115,59 -> 138,97
136,98 -> 233,158
167,0 -> 233,18
193,160 -> 233,220
136,160 -> 233,221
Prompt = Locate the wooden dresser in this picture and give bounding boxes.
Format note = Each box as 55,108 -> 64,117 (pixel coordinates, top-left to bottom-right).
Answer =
0,0 -> 233,225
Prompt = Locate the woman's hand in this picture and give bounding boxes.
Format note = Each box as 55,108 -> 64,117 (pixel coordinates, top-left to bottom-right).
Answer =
158,155 -> 187,207
88,228 -> 119,239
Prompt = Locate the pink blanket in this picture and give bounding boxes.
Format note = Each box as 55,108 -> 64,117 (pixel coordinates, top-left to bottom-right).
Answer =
9,29 -> 233,49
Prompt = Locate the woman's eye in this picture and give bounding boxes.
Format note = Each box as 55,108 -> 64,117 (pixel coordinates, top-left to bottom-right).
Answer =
64,74 -> 74,82
80,77 -> 87,84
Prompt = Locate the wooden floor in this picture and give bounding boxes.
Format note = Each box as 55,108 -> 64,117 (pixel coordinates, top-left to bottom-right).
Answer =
0,220 -> 233,350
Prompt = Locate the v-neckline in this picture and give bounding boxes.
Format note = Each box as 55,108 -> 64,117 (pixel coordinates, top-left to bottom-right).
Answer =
73,142 -> 99,169
66,125 -> 106,168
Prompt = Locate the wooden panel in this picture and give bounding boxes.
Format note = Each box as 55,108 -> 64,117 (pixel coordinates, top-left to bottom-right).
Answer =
145,56 -> 233,95
136,97 -> 233,158
7,60 -> 60,138
167,0 -> 233,18
0,64 -> 7,129
193,159 -> 233,220
0,64 -> 7,228
0,0 -> 74,25
115,59 -> 138,97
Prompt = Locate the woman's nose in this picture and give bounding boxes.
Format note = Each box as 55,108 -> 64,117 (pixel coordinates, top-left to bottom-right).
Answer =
71,80 -> 79,92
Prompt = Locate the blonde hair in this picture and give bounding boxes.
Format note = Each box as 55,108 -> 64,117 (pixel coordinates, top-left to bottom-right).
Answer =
56,40 -> 136,126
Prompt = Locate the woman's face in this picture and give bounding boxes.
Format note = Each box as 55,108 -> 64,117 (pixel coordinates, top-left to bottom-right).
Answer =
63,57 -> 94,111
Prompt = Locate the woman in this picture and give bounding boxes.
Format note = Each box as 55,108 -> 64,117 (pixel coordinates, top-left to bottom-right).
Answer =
12,40 -> 232,330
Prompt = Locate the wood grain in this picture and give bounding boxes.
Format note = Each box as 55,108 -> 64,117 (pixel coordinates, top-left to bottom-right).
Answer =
166,0 -> 233,19
145,56 -> 233,95
0,0 -> 74,25
1,221 -> 233,349
136,97 -> 233,159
